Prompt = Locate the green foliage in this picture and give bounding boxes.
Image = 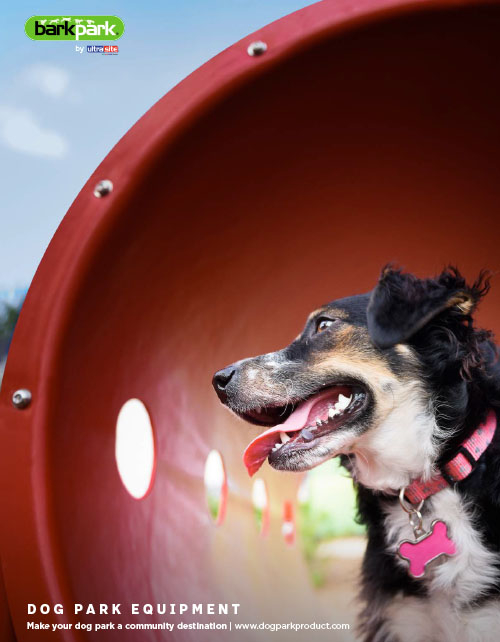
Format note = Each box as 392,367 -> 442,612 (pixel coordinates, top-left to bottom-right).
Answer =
0,302 -> 20,341
206,492 -> 220,521
253,507 -> 263,532
297,458 -> 365,586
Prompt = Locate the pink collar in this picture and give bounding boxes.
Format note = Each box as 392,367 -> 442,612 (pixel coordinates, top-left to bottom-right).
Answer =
405,410 -> 497,504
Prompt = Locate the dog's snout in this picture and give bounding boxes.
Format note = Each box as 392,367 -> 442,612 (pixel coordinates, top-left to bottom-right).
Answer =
212,365 -> 236,401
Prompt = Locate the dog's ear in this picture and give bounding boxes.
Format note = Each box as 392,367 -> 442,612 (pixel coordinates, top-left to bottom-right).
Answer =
367,265 -> 490,349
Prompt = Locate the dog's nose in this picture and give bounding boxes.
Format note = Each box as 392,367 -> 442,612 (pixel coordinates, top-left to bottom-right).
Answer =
212,366 -> 236,401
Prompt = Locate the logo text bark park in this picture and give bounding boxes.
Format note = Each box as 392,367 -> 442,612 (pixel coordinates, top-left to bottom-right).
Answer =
25,16 -> 124,41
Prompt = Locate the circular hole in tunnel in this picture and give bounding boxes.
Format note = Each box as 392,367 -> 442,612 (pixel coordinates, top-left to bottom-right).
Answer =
282,500 -> 296,547
204,450 -> 228,525
115,398 -> 156,499
251,478 -> 270,536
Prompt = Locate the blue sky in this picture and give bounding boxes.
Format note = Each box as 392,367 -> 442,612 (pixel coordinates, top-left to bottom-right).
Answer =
0,0 -> 312,291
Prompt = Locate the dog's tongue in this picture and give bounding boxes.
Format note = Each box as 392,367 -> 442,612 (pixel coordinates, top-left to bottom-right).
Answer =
243,390 -> 333,476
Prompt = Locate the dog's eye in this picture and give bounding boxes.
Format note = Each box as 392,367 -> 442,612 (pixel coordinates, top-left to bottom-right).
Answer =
315,318 -> 338,333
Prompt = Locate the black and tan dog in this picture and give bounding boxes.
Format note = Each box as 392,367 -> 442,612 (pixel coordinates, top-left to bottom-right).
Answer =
213,266 -> 500,642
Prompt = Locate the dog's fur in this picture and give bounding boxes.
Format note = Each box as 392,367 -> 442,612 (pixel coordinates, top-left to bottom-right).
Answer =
212,266 -> 500,641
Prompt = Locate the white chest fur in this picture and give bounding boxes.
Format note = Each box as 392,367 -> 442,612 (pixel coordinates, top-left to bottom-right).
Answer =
382,488 -> 500,641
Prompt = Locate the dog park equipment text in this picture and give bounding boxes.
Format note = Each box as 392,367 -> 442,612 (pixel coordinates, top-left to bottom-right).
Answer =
27,603 -> 241,615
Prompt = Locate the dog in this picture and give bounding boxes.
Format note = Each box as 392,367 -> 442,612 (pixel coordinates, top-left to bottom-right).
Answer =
213,266 -> 500,641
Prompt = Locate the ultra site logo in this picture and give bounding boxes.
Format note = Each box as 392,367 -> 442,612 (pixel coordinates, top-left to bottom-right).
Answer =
25,16 -> 124,41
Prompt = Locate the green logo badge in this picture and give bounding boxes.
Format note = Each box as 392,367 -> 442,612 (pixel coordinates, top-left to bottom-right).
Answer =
25,16 -> 124,41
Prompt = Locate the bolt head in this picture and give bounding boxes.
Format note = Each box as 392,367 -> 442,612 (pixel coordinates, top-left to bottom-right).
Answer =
93,179 -> 113,198
247,41 -> 267,57
12,389 -> 32,409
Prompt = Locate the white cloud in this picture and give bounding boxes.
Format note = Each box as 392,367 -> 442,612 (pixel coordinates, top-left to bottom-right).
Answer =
0,106 -> 68,159
22,63 -> 70,98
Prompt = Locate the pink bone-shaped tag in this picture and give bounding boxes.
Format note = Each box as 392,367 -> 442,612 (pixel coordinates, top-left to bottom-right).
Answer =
398,520 -> 456,578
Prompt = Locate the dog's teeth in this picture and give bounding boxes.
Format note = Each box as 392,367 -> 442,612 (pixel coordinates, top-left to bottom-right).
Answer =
328,407 -> 336,419
280,431 -> 291,444
301,428 -> 314,441
337,393 -> 352,410
316,418 -> 322,427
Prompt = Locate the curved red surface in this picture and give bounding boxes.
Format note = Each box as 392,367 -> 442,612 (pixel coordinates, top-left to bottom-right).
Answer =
2,0 -> 500,640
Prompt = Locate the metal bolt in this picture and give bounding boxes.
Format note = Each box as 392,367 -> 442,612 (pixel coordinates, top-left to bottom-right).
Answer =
93,179 -> 113,198
247,41 -> 267,57
12,389 -> 32,410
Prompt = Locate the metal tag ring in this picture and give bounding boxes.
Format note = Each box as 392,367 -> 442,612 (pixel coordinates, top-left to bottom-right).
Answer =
399,487 -> 424,514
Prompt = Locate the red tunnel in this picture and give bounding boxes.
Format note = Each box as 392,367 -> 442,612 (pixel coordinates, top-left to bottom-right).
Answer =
2,0 -> 500,640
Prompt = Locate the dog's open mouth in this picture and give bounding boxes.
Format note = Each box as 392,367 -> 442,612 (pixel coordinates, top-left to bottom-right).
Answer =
243,384 -> 368,475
